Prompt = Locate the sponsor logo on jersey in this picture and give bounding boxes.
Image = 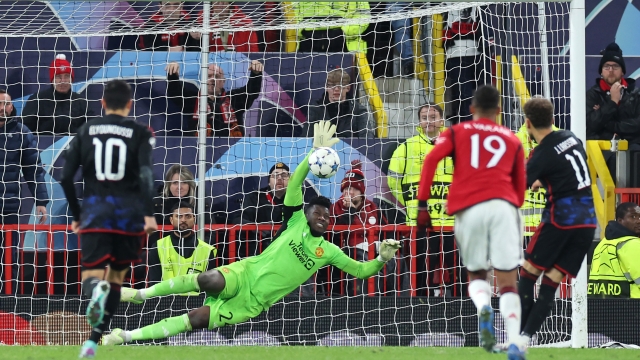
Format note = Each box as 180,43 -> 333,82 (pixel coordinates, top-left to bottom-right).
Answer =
315,247 -> 324,257
289,239 -> 315,270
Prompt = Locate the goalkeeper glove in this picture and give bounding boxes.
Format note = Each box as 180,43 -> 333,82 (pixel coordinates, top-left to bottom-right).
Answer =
416,200 -> 432,232
313,120 -> 339,149
377,239 -> 402,263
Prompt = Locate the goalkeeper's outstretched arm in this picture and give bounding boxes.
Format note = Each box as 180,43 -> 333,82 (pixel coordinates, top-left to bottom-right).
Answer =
285,120 -> 340,207
283,151 -> 311,208
330,239 -> 402,279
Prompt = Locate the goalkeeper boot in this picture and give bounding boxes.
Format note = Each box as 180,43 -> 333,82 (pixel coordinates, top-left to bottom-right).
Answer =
86,280 -> 110,328
120,287 -> 143,304
507,343 -> 527,360
102,328 -> 127,346
478,305 -> 496,352
78,340 -> 97,358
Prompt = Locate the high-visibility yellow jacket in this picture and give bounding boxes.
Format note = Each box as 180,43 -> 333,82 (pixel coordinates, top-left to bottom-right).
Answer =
515,124 -> 557,235
388,127 -> 454,227
157,235 -> 217,296
588,221 -> 640,299
292,2 -> 370,53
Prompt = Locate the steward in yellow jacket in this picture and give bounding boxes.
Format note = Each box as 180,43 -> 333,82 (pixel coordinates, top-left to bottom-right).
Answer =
388,103 -> 453,227
589,202 -> 640,298
515,123 -> 558,235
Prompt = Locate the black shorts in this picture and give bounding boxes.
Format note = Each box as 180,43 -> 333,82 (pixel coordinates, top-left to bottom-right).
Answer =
80,232 -> 143,271
525,222 -> 595,277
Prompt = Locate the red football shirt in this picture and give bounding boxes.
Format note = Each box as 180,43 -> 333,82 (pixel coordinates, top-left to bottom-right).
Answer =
417,118 -> 526,215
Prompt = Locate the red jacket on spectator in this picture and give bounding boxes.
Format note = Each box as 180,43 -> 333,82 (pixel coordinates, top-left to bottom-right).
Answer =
198,6 -> 259,52
330,198 -> 387,248
138,11 -> 199,51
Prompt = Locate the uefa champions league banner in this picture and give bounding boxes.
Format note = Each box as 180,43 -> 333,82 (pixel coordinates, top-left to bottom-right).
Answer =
0,295 -> 637,347
22,136 -> 403,250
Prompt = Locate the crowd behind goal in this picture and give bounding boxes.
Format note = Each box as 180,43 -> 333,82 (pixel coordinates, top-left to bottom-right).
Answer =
0,0 -> 637,353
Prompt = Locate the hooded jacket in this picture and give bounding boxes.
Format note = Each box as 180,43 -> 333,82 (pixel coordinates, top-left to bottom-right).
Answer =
0,110 -> 49,214
588,220 -> 640,298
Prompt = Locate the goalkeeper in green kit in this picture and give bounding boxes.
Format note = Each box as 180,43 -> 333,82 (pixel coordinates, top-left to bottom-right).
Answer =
102,121 -> 401,345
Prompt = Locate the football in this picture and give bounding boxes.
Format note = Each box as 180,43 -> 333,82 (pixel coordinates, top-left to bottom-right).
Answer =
308,147 -> 340,179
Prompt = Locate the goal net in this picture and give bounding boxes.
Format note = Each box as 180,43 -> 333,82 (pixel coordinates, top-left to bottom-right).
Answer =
0,0 -> 588,348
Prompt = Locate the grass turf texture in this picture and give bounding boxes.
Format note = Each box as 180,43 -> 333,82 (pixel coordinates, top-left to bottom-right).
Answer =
2,346 -> 639,360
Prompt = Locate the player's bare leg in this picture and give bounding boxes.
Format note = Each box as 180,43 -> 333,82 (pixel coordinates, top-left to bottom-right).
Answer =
519,262 -> 563,345
79,267 -> 128,358
467,269 -> 495,352
494,269 -> 526,360
122,269 -> 226,303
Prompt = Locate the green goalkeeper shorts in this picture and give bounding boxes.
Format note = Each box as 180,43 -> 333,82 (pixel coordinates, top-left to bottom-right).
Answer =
204,261 -> 265,329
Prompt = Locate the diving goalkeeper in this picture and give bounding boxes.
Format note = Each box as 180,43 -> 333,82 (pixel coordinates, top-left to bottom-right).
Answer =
102,121 -> 401,345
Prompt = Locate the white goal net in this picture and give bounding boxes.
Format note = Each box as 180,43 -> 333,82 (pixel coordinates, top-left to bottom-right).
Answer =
0,0 -> 589,349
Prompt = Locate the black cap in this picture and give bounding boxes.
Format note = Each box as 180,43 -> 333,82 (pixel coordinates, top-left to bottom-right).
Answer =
269,162 -> 290,175
599,42 -> 626,74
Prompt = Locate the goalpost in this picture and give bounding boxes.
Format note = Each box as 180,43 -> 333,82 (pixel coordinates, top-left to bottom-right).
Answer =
0,0 -> 588,348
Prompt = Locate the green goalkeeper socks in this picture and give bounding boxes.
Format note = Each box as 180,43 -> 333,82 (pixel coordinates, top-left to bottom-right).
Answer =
142,273 -> 200,299
129,314 -> 193,341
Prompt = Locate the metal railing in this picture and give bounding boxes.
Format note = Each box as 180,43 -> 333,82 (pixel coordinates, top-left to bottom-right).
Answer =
1,224 -> 464,297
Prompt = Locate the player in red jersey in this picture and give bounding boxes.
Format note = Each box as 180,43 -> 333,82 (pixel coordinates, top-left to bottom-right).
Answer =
416,86 -> 527,359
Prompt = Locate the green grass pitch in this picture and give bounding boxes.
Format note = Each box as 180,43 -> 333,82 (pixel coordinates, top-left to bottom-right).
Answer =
2,346 -> 639,360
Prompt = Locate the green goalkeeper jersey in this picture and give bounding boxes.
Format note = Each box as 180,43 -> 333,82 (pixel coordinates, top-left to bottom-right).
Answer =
237,151 -> 385,308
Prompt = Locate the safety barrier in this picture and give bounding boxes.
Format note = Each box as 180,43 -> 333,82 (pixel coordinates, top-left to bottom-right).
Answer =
1,224 -> 563,298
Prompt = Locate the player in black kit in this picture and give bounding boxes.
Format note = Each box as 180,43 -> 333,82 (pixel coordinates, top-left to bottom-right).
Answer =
518,97 -> 596,346
60,80 -> 157,358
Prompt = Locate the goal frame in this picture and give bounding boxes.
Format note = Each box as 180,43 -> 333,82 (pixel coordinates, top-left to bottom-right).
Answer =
176,0 -> 589,348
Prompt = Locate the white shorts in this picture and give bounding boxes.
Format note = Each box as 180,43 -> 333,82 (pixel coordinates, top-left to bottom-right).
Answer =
454,199 -> 523,272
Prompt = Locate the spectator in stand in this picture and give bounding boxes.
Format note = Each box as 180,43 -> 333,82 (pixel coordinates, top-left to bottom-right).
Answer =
293,2 -> 370,53
589,202 -> 640,298
235,162 -> 290,258
165,60 -> 263,137
330,160 -> 388,295
190,1 -> 259,53
384,2 -> 414,77
22,55 -> 94,135
138,1 -> 199,52
443,6 -> 492,123
304,69 -> 374,138
0,89 -> 48,293
587,43 -> 640,145
145,202 -> 217,287
154,164 -> 196,227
